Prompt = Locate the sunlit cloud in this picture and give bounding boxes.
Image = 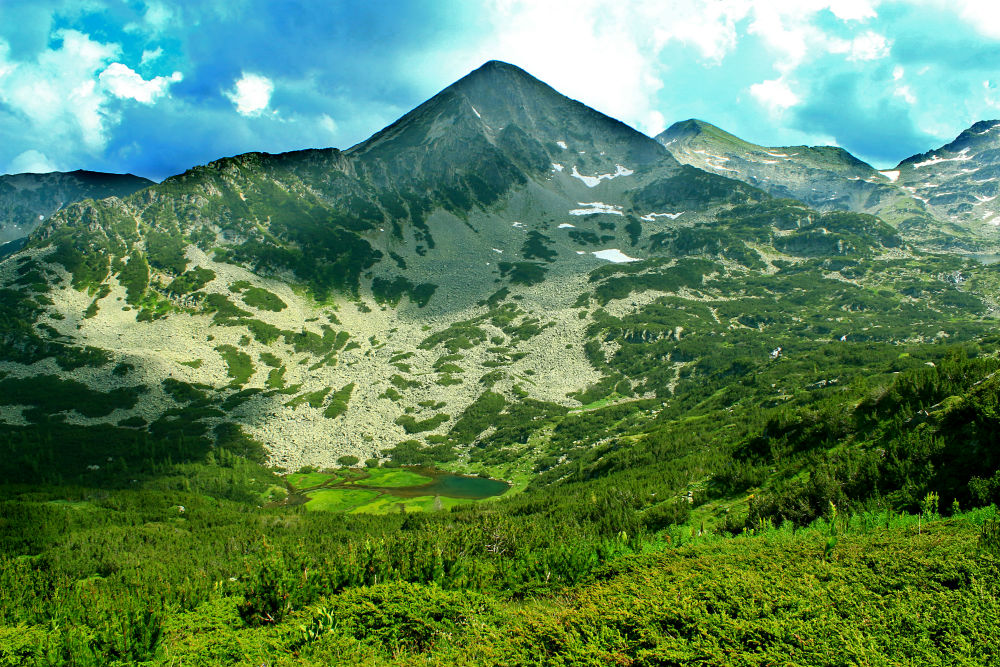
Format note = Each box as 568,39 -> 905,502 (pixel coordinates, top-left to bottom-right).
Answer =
226,72 -> 275,116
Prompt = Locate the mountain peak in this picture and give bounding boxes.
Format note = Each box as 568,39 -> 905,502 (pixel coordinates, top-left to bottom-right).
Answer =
349,61 -> 668,167
657,119 -> 745,147
897,119 -> 1000,168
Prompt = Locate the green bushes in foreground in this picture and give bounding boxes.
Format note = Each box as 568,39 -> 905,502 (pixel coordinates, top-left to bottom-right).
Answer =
2,504 -> 996,666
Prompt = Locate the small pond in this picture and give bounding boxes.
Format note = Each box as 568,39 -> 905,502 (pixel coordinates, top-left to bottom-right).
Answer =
972,254 -> 1000,265
383,469 -> 510,499
284,466 -> 510,513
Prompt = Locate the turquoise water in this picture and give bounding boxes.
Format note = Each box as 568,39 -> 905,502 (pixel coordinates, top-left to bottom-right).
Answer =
287,467 -> 511,504
382,468 -> 510,499
972,254 -> 1000,265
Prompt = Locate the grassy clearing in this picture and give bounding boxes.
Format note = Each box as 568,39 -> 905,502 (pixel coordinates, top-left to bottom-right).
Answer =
304,488 -> 379,512
286,472 -> 339,490
350,495 -> 474,515
352,468 -> 432,488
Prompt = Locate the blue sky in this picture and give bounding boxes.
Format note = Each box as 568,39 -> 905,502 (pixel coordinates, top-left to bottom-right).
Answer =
2,1 -> 1000,180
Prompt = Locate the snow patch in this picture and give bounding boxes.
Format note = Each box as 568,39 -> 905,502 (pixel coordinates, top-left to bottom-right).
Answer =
912,148 -> 971,169
570,202 -> 624,216
557,141 -> 568,149
693,149 -> 729,162
879,170 -> 900,182
975,194 -> 997,203
551,163 -> 564,172
576,250 -> 587,255
557,223 -> 575,229
569,164 -> 634,187
592,249 -> 640,263
492,248 -> 503,254
471,105 -> 481,119
764,151 -> 789,158
640,212 -> 684,221
511,221 -> 525,229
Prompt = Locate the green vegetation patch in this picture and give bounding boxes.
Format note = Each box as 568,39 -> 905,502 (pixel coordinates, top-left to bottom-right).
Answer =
166,267 -> 216,295
216,345 -> 254,386
419,321 -> 488,353
323,383 -> 355,419
304,488 -> 379,512
350,495 -> 472,514
286,387 -> 332,409
287,471 -> 339,490
203,293 -> 251,322
521,231 -> 557,262
449,391 -> 507,443
240,286 -> 287,312
498,261 -> 548,286
372,276 -> 437,308
353,468 -> 432,488
0,375 -> 144,418
396,413 -> 450,434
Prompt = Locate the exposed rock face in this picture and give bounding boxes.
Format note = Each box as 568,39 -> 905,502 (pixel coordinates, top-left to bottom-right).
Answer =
893,120 -> 1000,245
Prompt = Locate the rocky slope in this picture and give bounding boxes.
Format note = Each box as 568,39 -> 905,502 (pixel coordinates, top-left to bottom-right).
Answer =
892,120 -> 1000,245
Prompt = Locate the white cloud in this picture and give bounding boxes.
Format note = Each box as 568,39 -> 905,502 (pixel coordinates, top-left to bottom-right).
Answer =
100,63 -> 181,104
641,109 -> 667,137
953,0 -> 1000,38
319,114 -> 338,135
8,149 -> 59,174
144,2 -> 173,30
647,0 -> 751,63
847,31 -> 890,60
827,0 -> 878,21
140,47 -> 164,65
464,1 -> 664,134
894,85 -> 916,104
226,73 -> 274,116
893,65 -> 904,80
0,29 -> 118,151
750,78 -> 801,112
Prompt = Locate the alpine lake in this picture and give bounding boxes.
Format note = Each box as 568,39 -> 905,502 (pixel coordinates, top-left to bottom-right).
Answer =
283,467 -> 511,514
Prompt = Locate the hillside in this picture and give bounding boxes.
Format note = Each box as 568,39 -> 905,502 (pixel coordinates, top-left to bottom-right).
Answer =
0,61 -> 773,471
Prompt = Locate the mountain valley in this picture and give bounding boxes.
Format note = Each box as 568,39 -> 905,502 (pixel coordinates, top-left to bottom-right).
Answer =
2,61 -> 1000,666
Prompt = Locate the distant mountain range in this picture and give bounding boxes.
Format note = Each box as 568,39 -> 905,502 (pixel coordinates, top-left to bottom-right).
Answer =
0,170 -> 153,247
658,118 -> 1000,249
